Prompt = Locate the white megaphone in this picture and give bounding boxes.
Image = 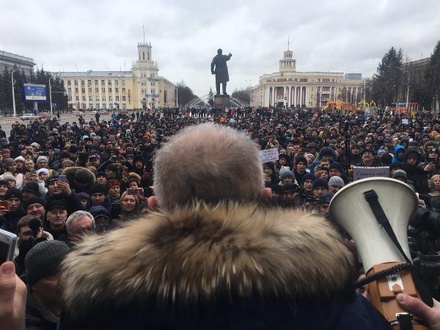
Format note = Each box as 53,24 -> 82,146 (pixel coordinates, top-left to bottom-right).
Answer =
329,177 -> 429,329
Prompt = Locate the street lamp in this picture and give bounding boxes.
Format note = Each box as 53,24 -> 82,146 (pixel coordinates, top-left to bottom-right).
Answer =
245,80 -> 252,106
397,67 -> 410,110
11,68 -> 20,117
49,77 -> 53,115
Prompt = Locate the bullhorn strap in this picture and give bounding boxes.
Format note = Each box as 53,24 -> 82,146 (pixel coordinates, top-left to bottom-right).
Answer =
363,189 -> 433,308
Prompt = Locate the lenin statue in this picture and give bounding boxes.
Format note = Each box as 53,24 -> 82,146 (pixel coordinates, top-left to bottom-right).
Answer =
211,49 -> 232,95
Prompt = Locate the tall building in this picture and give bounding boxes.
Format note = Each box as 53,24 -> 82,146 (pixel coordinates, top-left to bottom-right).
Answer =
253,48 -> 364,109
55,41 -> 176,110
0,50 -> 35,74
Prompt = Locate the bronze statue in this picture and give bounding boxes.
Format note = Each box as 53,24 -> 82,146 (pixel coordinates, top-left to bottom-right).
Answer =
211,49 -> 232,95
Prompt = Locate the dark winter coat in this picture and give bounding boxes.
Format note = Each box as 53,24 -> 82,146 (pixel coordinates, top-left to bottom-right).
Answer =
60,203 -> 390,329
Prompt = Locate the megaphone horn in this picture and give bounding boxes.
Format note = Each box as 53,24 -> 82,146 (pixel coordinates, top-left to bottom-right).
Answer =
329,177 -> 430,329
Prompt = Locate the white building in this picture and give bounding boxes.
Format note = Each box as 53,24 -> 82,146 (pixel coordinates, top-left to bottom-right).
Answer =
253,48 -> 364,109
56,41 -> 176,110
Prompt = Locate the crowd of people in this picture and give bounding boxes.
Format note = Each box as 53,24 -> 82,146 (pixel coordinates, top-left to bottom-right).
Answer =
1,105 -> 440,329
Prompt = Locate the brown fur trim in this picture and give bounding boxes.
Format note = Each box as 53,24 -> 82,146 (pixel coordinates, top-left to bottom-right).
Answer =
62,204 -> 353,318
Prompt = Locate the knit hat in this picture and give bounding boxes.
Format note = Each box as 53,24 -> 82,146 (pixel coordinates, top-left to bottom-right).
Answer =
62,159 -> 75,167
393,169 -> 407,180
280,170 -> 295,180
30,142 -> 41,150
301,173 -> 316,185
90,183 -> 108,195
313,178 -> 329,190
3,158 -> 15,167
36,168 -> 49,175
329,162 -> 344,174
328,176 -> 345,187
36,156 -> 48,164
24,197 -> 46,210
2,172 -> 15,182
295,156 -> 308,166
4,188 -> 23,200
14,156 -> 25,162
25,240 -> 70,287
0,179 -> 8,187
105,164 -> 118,173
21,182 -> 40,196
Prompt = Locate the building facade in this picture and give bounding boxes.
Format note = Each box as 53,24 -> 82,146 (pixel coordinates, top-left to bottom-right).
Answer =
253,49 -> 365,109
55,41 -> 176,110
0,50 -> 35,74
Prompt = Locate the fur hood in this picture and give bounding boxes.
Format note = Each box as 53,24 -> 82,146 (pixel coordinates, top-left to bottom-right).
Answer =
61,204 -> 354,319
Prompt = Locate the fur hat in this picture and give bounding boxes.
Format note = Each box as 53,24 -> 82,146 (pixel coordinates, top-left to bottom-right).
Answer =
62,159 -> 75,167
105,164 -> 118,173
25,240 -> 70,287
74,168 -> 94,184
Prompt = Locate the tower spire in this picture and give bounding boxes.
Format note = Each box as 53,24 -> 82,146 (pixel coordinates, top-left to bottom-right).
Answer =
287,36 -> 290,51
143,25 -> 145,43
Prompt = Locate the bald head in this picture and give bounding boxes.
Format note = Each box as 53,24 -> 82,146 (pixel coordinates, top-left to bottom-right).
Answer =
154,123 -> 264,210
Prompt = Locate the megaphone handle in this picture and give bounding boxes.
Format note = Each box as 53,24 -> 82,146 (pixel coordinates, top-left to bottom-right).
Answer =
367,263 -> 429,329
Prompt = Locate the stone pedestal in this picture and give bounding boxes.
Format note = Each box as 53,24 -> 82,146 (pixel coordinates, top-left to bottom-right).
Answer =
214,95 -> 230,109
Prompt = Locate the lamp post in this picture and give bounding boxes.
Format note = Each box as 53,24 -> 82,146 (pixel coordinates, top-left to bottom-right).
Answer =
397,67 -> 410,110
11,68 -> 20,117
49,77 -> 53,116
245,80 -> 252,106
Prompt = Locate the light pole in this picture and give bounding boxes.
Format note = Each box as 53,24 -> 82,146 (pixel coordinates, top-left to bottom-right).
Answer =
49,77 -> 53,115
397,67 -> 410,110
11,68 -> 20,117
245,80 -> 251,106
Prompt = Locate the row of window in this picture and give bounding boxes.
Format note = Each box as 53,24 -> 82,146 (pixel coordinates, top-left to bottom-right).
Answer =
74,96 -> 127,102
68,88 -> 127,94
67,79 -> 126,86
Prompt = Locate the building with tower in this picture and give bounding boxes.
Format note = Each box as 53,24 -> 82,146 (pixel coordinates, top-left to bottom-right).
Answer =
55,41 -> 176,110
252,48 -> 365,109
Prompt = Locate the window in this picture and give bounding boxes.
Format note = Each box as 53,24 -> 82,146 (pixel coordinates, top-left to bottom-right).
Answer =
81,80 -> 85,86
95,80 -> 98,84
102,88 -> 105,93
74,81 -> 78,86
81,88 -> 85,93
75,88 -> 79,93
67,81 -> 71,86
87,80 -> 91,85
122,96 -> 126,101
115,88 -> 119,93
122,88 -> 126,93
95,88 -> 99,93
101,80 -> 105,85
108,88 -> 112,93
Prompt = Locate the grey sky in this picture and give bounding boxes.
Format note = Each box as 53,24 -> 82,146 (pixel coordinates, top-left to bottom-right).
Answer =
1,0 -> 439,97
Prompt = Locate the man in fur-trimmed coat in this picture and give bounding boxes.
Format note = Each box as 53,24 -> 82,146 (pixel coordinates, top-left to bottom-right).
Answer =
59,124 -> 389,329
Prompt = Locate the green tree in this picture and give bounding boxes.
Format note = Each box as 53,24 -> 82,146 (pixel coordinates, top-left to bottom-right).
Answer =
427,40 -> 440,111
371,47 -> 403,107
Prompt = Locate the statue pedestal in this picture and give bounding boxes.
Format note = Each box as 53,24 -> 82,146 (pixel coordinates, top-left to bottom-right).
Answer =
214,95 -> 230,109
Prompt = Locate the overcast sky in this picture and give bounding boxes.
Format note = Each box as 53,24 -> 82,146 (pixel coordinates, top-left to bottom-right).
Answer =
2,0 -> 439,97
